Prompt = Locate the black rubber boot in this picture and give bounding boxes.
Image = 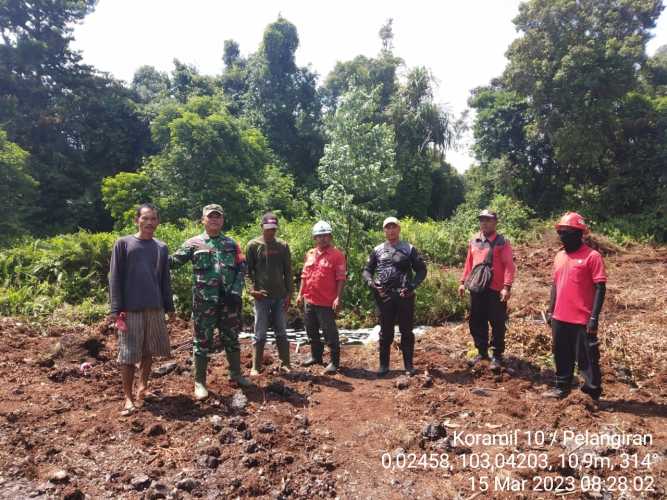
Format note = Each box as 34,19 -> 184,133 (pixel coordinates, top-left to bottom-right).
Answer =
323,347 -> 340,374
227,350 -> 251,387
402,342 -> 416,376
302,341 -> 324,366
275,336 -> 291,372
490,355 -> 503,373
543,386 -> 570,399
251,341 -> 264,376
378,340 -> 391,375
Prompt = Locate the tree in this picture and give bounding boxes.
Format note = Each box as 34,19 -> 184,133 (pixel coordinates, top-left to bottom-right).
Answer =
504,0 -> 663,174
322,51 -> 401,112
170,59 -> 217,103
0,130 -> 38,241
379,18 -> 394,53
30,74 -> 152,232
223,39 -> 241,67
469,0 -> 666,226
429,160 -> 465,219
643,44 -> 667,96
220,39 -> 248,116
244,17 -> 324,183
115,96 -> 276,227
468,85 -> 562,214
389,67 -> 461,219
131,65 -> 171,104
101,171 -> 152,229
239,164 -> 308,221
0,0 -> 154,233
316,86 -> 397,252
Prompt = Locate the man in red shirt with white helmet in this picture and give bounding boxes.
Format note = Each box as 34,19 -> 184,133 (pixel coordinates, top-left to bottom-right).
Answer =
545,212 -> 607,400
296,221 -> 347,374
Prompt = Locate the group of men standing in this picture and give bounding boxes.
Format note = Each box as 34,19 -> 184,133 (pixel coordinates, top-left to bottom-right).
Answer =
109,203 -> 606,415
458,209 -> 606,400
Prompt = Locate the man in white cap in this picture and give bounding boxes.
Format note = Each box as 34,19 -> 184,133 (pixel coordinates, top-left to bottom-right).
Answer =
296,221 -> 347,374
362,217 -> 427,376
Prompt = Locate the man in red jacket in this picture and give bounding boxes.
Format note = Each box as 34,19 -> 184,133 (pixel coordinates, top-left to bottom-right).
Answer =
296,221 -> 347,374
544,212 -> 606,400
459,210 -> 516,371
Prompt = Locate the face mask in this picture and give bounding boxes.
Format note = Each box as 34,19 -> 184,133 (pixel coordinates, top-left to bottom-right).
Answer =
558,230 -> 582,252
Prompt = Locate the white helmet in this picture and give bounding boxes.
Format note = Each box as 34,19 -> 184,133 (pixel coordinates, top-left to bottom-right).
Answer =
312,220 -> 333,236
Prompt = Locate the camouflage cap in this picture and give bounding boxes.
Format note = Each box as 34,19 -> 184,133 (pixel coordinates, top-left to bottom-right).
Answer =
202,204 -> 224,216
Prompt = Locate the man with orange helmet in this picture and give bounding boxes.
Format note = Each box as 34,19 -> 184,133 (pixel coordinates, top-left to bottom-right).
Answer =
544,212 -> 607,400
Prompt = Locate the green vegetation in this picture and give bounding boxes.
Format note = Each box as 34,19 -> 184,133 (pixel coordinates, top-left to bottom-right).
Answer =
468,0 -> 666,233
1,1 -> 665,327
0,195 -> 568,327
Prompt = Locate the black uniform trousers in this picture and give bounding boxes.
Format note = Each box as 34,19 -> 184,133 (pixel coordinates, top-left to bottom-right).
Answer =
551,319 -> 602,397
468,289 -> 507,357
376,292 -> 415,367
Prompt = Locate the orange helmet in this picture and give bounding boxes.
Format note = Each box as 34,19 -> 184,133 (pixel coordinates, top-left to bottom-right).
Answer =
555,212 -> 588,232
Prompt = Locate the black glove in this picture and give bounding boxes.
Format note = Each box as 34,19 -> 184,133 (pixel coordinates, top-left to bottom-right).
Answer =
586,316 -> 598,333
546,311 -> 552,326
224,293 -> 242,309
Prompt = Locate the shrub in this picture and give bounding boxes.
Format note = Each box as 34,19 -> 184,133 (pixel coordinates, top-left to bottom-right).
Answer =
0,196 -> 548,327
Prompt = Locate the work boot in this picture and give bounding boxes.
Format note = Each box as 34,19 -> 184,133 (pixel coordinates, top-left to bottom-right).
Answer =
302,342 -> 323,367
542,387 -> 570,399
323,348 -> 340,375
378,340 -> 390,376
580,385 -> 602,401
489,355 -> 503,373
193,354 -> 209,401
275,336 -> 291,372
250,341 -> 264,376
467,353 -> 489,368
402,341 -> 416,376
227,350 -> 252,387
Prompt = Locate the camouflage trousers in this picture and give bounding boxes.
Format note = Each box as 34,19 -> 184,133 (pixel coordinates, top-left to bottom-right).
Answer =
192,301 -> 241,358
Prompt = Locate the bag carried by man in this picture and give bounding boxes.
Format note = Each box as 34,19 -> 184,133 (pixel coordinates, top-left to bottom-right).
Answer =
464,236 -> 504,293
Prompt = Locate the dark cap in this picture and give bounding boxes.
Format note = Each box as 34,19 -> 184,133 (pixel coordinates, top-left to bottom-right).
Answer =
261,212 -> 279,229
478,209 -> 497,220
202,204 -> 224,216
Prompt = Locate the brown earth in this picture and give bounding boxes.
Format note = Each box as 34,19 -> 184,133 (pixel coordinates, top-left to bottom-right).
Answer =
0,238 -> 665,499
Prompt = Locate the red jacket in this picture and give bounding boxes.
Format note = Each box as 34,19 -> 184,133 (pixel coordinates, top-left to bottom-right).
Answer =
460,232 -> 516,292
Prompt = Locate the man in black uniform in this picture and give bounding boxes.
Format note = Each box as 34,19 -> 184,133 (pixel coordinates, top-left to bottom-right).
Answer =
362,217 -> 427,376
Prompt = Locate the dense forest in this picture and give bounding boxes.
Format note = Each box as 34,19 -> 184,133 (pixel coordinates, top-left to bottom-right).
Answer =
1,0 -> 664,245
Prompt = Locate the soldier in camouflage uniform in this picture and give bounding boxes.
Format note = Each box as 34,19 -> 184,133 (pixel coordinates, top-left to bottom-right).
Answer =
170,204 -> 251,400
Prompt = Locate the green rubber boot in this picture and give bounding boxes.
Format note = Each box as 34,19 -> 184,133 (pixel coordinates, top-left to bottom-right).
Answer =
227,350 -> 252,387
193,354 -> 209,401
251,341 -> 264,376
276,336 -> 291,372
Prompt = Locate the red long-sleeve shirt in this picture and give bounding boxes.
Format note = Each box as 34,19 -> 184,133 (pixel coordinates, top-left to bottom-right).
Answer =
460,232 -> 516,292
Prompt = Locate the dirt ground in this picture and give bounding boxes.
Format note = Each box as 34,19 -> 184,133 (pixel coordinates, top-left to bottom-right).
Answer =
0,238 -> 665,499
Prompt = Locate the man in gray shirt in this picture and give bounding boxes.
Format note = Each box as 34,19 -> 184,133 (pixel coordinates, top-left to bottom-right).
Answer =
109,203 -> 173,415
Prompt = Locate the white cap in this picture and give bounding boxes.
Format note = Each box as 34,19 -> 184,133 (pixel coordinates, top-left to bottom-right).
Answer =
382,216 -> 400,228
312,220 -> 333,236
